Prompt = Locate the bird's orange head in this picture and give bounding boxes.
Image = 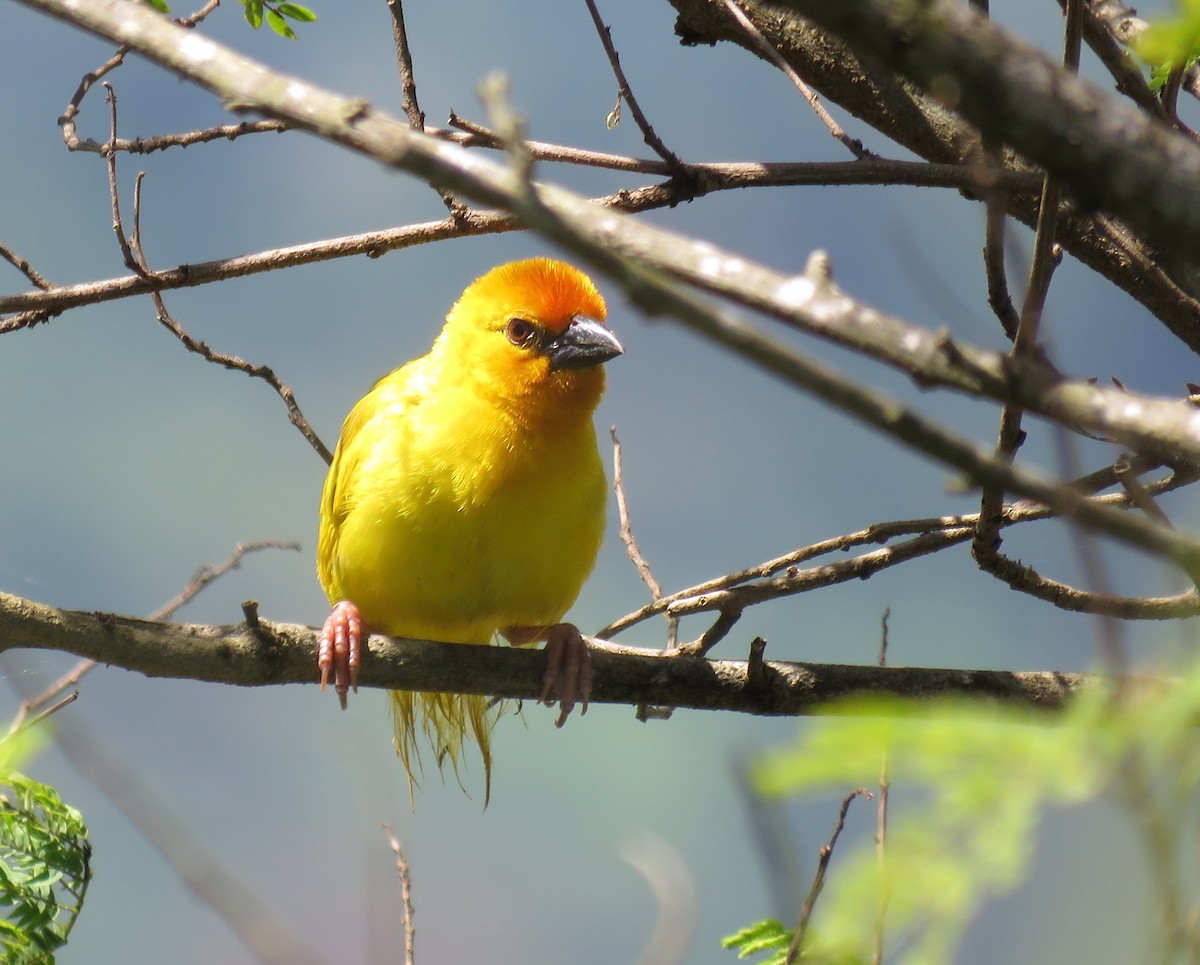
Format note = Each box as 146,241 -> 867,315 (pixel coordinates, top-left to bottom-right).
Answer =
435,258 -> 623,422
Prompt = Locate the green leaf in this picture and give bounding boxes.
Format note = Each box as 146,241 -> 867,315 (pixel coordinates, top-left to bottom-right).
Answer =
1131,2 -> 1200,87
141,0 -> 171,11
243,0 -> 263,30
721,919 -> 791,964
266,9 -> 297,39
277,3 -> 318,23
0,768 -> 90,963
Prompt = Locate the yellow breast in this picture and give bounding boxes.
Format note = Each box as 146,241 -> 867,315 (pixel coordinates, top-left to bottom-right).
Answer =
318,358 -> 607,644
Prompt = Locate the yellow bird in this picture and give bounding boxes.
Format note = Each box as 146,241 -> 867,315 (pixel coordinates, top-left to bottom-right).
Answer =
316,258 -> 623,801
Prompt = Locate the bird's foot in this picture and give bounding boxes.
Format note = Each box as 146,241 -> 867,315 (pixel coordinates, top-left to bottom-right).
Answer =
504,623 -> 592,728
318,600 -> 363,710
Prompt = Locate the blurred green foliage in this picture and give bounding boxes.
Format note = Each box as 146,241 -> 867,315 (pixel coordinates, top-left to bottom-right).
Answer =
0,727 -> 90,965
725,661 -> 1200,964
1133,1 -> 1200,89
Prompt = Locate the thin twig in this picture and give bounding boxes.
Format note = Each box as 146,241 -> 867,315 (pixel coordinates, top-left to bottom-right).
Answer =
74,118 -> 292,156
1114,456 -> 1174,528
121,167 -> 333,463
100,83 -> 145,276
387,0 -> 464,217
683,605 -> 745,657
872,609 -> 891,965
6,661 -> 94,737
151,539 -> 303,622
787,788 -> 871,964
582,0 -> 690,174
601,463 -> 1198,638
387,0 -> 424,131
720,0 -> 870,159
611,428 -> 676,646
383,824 -> 416,965
0,242 -> 52,291
972,166 -> 1064,566
477,73 -> 536,191
0,158 -> 1041,324
973,0 -> 1078,578
611,428 -> 678,718
969,0 -> 1020,346
982,189 -> 1019,339
0,243 -> 54,329
3,691 -> 78,742
1159,62 -> 1200,141
59,46 -> 128,151
6,540 -> 300,733
59,0 -> 220,153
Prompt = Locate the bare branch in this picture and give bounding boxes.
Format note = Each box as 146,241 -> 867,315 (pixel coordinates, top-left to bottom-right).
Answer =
150,294 -> 334,463
58,0 -> 223,154
668,0 -> 1200,352
610,428 -> 675,643
110,150 -> 334,463
0,241 -> 52,291
101,83 -> 144,276
7,539 -> 299,735
0,588 -> 1108,716
720,0 -> 869,158
788,788 -> 871,963
0,158 -> 1038,319
872,611 -> 890,965
382,825 -> 416,965
770,0 -> 1200,256
601,467 -> 1200,638
583,0 -> 689,173
387,0 -> 464,217
974,0 -> 1077,586
152,539 -> 303,622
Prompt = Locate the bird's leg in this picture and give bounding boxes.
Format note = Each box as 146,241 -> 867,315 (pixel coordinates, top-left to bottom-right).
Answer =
502,623 -> 592,728
318,600 -> 363,710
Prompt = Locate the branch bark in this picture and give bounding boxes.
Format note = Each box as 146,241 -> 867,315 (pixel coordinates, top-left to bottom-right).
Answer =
668,0 -> 1200,354
0,589 -> 1096,716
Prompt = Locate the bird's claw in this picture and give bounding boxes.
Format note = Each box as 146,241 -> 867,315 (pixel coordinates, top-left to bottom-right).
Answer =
318,600 -> 363,709
537,623 -> 592,728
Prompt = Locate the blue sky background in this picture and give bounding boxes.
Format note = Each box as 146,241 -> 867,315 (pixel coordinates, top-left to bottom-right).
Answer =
0,1 -> 1191,962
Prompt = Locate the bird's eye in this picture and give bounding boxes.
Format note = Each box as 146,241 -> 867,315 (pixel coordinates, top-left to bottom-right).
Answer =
505,318 -> 537,347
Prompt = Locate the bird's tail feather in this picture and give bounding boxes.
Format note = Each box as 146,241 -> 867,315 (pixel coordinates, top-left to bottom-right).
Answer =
390,690 -> 504,807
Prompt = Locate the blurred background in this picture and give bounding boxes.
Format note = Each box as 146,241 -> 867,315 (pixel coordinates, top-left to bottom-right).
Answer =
0,1 -> 1190,961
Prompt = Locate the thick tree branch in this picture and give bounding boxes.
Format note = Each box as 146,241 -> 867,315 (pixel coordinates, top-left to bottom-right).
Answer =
0,590 -> 1099,715
772,0 -> 1200,267
669,0 -> 1200,354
